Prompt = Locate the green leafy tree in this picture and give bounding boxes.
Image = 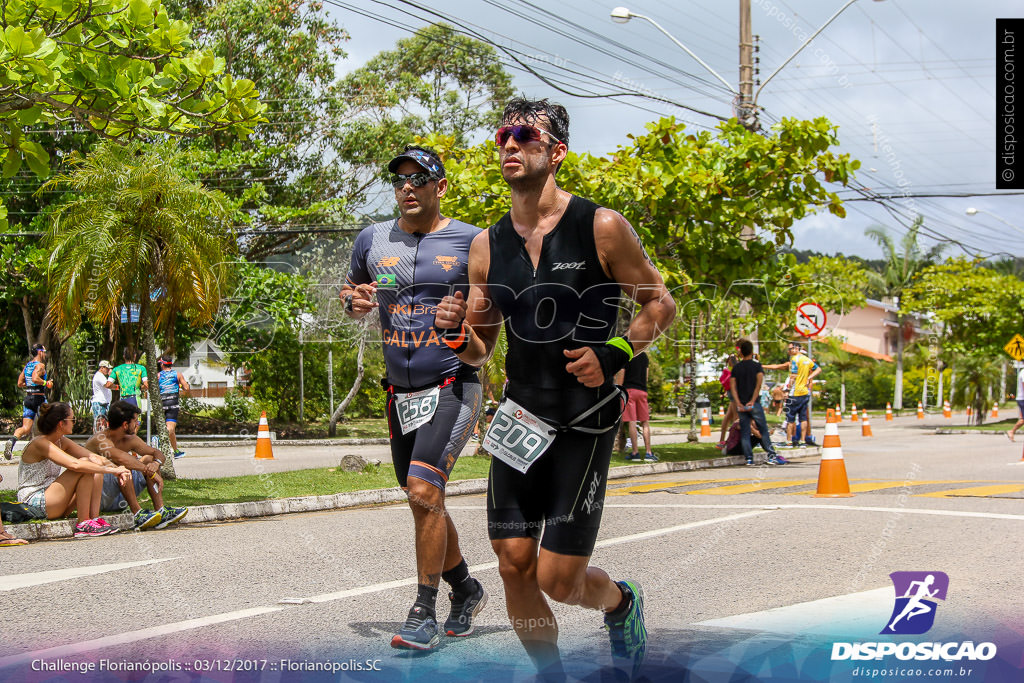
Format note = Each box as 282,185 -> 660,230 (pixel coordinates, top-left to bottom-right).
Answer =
864,217 -> 946,410
164,0 -> 355,258
43,141 -> 233,477
903,257 -> 1024,356
0,0 -> 266,195
341,22 -> 514,148
903,257 -> 1024,419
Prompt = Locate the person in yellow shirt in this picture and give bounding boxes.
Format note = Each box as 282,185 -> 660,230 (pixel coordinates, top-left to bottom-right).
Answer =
786,341 -> 821,446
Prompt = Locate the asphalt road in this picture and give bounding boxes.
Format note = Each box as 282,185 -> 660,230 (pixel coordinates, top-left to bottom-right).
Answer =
1,417 -> 1022,682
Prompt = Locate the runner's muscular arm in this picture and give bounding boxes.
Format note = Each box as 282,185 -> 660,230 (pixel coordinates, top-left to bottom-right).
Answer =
594,209 -> 676,352
434,231 -> 502,367
31,363 -> 46,385
564,210 -> 676,388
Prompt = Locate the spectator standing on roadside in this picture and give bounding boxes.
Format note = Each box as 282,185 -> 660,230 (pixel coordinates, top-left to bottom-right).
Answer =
730,339 -> 785,466
91,360 -> 113,432
716,354 -> 738,448
616,351 -> 656,462
110,349 -> 148,409
1008,362 -> 1024,442
784,341 -> 821,447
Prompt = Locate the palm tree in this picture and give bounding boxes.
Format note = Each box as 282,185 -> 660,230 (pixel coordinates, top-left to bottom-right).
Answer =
43,141 -> 233,477
865,217 -> 945,411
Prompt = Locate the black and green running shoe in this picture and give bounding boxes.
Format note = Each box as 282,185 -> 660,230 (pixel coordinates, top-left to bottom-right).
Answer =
604,580 -> 647,679
155,506 -> 188,529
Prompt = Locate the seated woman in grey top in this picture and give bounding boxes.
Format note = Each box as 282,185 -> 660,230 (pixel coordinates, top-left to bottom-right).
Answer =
17,402 -> 130,538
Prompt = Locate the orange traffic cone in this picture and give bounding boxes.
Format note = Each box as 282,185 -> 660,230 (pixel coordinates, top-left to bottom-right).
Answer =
835,403 -> 843,422
850,403 -> 859,422
719,405 -> 725,421
861,411 -> 873,437
815,409 -> 853,498
943,401 -> 952,419
917,401 -> 925,419
700,408 -> 711,437
255,411 -> 274,459
885,402 -> 893,421
992,404 -> 999,419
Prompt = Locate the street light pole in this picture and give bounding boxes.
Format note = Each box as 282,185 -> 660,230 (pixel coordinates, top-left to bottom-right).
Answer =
612,1 -> 884,131
610,6 -> 738,97
965,207 -> 1024,239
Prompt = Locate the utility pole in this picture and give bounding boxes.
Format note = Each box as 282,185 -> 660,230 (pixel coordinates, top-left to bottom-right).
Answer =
738,0 -> 758,130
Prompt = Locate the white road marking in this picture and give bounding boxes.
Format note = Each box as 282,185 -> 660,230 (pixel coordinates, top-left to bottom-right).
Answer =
594,510 -> 773,548
694,587 -> 893,638
0,607 -> 283,670
448,502 -> 1024,522
0,558 -> 181,592
0,510 -> 771,665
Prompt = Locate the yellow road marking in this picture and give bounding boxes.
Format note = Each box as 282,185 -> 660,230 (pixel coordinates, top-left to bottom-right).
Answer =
606,479 -> 743,496
686,480 -> 817,495
787,480 -> 948,495
916,484 -> 1024,498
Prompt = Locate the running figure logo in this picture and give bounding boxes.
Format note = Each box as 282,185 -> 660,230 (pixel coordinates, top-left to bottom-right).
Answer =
881,571 -> 949,635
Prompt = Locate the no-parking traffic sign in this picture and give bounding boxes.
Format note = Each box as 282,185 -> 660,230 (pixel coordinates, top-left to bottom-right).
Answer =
794,302 -> 827,338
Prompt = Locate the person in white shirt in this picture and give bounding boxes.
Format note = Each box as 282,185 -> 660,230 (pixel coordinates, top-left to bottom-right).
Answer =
1008,364 -> 1024,442
91,360 -> 113,433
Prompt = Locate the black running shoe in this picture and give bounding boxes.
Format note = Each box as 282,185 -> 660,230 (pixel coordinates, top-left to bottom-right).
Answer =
444,579 -> 488,637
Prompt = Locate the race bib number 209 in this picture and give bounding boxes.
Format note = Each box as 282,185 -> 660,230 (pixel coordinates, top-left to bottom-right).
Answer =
483,398 -> 556,473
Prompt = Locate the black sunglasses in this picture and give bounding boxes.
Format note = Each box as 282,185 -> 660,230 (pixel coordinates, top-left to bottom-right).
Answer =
390,172 -> 435,188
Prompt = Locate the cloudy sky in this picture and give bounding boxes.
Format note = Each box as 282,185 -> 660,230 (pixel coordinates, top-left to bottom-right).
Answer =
325,0 -> 1019,260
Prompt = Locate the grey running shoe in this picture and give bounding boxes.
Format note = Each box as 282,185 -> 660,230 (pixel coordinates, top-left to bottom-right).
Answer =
3,438 -> 15,460
391,605 -> 440,650
444,580 -> 488,637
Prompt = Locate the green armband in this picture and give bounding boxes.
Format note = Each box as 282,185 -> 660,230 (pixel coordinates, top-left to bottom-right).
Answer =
606,336 -> 634,362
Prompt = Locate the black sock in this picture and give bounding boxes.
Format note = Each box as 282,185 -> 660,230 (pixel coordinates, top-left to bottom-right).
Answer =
608,582 -> 632,618
441,559 -> 476,598
414,584 -> 438,616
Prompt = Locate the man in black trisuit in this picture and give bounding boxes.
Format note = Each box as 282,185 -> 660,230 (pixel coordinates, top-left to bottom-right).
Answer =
435,98 -> 676,679
341,146 -> 487,651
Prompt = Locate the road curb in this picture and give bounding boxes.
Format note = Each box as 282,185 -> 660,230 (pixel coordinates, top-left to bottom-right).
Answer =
182,437 -> 391,448
934,429 -> 1010,435
6,447 -> 820,542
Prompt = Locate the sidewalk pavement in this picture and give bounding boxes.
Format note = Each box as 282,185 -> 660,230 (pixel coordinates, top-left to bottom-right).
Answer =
4,444 -> 822,542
